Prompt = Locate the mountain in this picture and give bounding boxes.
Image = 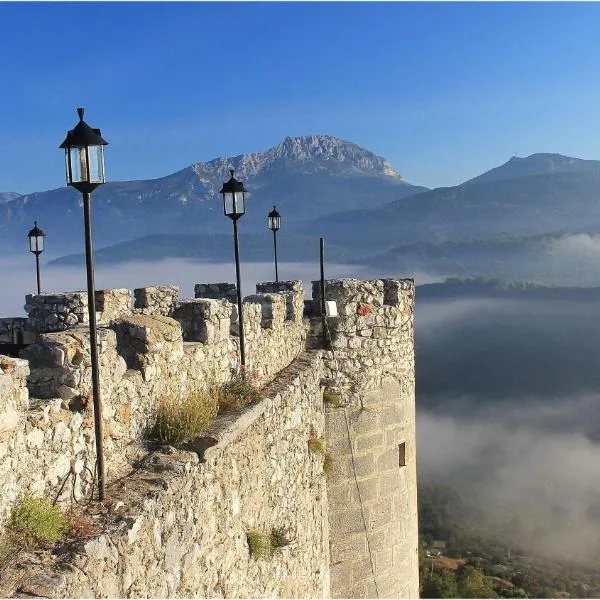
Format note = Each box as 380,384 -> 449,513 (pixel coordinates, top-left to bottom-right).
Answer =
307,167 -> 600,252
0,135 -> 427,255
48,232 -> 353,267
0,192 -> 21,204
464,153 -> 600,185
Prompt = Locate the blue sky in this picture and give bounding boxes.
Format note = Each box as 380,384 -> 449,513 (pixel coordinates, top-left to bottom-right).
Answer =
2,1 -> 600,194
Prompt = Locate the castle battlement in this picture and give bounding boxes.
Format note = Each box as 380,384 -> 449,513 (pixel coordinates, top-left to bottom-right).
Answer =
0,277 -> 418,599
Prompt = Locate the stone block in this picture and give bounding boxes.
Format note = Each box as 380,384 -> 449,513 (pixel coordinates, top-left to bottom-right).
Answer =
172,299 -> 232,343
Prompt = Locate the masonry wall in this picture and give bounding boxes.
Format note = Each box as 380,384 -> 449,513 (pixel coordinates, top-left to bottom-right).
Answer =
315,278 -> 419,599
4,354 -> 330,599
0,277 -> 419,599
0,282 -> 307,525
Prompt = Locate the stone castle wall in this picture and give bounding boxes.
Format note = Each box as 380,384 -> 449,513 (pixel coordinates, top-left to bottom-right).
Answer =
11,355 -> 329,599
0,277 -> 418,598
0,281 -> 307,526
315,278 -> 419,598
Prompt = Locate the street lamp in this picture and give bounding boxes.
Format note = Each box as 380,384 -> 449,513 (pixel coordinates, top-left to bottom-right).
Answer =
27,221 -> 45,295
59,107 -> 108,500
220,169 -> 247,368
267,206 -> 281,283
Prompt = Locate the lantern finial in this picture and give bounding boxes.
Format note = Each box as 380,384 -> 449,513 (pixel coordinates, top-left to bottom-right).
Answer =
230,168 -> 234,178
77,107 -> 85,121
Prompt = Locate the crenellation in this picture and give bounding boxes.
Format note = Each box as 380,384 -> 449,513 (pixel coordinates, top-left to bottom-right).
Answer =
195,282 -> 238,303
25,292 -> 88,333
134,285 -> 179,316
96,288 -> 133,324
172,298 -> 233,343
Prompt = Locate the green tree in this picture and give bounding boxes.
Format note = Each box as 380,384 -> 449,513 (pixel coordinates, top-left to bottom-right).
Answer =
458,565 -> 498,598
421,569 -> 460,598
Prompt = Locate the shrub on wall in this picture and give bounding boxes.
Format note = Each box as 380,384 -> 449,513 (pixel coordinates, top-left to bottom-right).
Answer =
271,527 -> 291,549
6,495 -> 68,549
219,370 -> 265,413
152,389 -> 219,445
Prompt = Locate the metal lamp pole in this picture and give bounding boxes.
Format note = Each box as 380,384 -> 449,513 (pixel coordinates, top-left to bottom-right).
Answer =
267,206 -> 281,283
27,221 -> 45,295
220,169 -> 248,368
60,108 -> 109,500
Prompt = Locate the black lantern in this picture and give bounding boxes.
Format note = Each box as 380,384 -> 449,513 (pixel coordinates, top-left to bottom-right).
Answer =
27,221 -> 45,294
60,108 -> 108,193
220,169 -> 247,367
59,107 -> 108,500
267,206 -> 280,232
220,169 -> 247,220
267,206 -> 281,283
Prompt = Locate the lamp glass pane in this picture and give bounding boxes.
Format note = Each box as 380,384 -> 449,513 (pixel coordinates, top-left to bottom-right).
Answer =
88,145 -> 105,183
68,147 -> 88,183
224,192 -> 235,216
64,150 -> 71,185
234,191 -> 245,215
29,234 -> 43,253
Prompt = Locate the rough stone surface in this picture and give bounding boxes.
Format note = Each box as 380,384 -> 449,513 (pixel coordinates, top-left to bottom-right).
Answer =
313,278 -> 419,599
5,355 -> 330,599
0,278 -> 418,599
134,286 -> 179,316
195,282 -> 238,303
25,292 -> 89,333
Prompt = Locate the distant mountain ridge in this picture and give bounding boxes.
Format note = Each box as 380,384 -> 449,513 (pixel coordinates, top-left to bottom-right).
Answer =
0,192 -> 20,204
464,152 -> 600,185
0,135 -> 426,255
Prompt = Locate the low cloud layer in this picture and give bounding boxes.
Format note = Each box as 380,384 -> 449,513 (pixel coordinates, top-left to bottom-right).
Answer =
0,257 -> 368,318
416,293 -> 600,564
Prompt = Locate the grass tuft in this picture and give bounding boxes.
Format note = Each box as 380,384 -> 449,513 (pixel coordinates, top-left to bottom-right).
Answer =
7,495 -> 68,548
153,389 -> 218,445
323,390 -> 343,407
246,529 -> 271,559
323,452 -> 334,476
271,527 -> 291,549
219,370 -> 265,414
308,436 -> 326,455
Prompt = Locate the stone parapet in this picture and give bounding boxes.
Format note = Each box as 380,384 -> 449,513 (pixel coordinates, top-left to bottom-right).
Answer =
133,285 -> 179,316
0,317 -> 34,345
256,280 -> 305,323
0,277 -> 418,598
25,292 -> 88,333
3,354 -> 330,599
195,282 -> 238,303
96,288 -> 133,324
172,298 -> 233,343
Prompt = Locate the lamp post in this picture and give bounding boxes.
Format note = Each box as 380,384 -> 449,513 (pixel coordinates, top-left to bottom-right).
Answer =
27,221 -> 45,295
267,206 -> 281,283
59,107 -> 108,500
220,169 -> 247,368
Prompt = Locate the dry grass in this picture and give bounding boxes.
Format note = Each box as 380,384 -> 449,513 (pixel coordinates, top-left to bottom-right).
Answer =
270,527 -> 291,549
153,389 -> 219,445
323,453 -> 334,475
64,509 -> 97,539
308,436 -> 326,455
219,371 -> 265,414
246,529 -> 271,559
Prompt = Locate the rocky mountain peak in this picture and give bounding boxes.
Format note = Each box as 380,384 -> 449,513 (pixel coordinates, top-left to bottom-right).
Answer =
192,135 -> 401,182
